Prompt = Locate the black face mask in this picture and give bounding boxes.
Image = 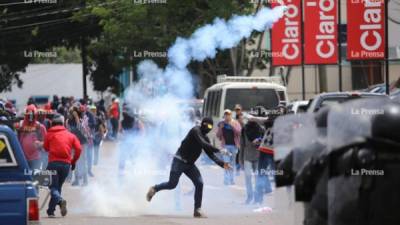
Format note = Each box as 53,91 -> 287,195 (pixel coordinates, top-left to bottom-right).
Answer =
27,112 -> 34,122
200,122 -> 213,134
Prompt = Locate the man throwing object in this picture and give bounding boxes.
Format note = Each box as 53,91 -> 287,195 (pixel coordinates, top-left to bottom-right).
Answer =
146,117 -> 231,218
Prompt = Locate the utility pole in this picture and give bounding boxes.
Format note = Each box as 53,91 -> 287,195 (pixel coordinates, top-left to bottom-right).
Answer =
81,37 -> 88,99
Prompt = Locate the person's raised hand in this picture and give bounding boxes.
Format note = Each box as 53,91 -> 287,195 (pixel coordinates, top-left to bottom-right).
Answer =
223,163 -> 232,170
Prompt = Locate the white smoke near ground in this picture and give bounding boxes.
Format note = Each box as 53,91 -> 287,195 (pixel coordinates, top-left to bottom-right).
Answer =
81,6 -> 286,217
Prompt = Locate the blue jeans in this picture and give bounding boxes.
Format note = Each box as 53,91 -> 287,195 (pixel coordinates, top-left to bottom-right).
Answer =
28,159 -> 41,171
46,162 -> 70,214
74,144 -> 88,185
254,152 -> 273,204
154,158 -> 204,210
93,141 -> 101,165
40,150 -> 48,170
223,145 -> 238,185
86,143 -> 94,174
244,160 -> 258,202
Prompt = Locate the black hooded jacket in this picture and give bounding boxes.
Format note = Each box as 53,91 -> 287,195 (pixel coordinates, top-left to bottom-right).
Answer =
176,126 -> 224,168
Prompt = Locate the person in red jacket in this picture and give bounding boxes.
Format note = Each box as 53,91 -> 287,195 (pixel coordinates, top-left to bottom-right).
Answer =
17,104 -> 47,170
43,114 -> 82,218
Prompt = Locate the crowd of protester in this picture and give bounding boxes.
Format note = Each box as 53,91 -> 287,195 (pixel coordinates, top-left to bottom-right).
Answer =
0,95 -> 121,217
0,95 -> 118,186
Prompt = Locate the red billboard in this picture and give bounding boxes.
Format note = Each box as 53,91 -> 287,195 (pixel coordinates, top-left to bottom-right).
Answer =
271,0 -> 302,66
347,0 -> 385,60
304,0 -> 338,64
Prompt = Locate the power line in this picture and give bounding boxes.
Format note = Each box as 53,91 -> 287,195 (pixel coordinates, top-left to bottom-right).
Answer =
0,5 -> 54,20
0,1 -> 123,33
0,1 -> 29,7
0,1 -> 118,21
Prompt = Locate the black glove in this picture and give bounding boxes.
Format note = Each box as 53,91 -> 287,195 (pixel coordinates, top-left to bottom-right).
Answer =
71,163 -> 76,171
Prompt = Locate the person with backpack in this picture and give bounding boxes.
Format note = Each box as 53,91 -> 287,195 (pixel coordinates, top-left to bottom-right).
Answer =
16,104 -> 47,170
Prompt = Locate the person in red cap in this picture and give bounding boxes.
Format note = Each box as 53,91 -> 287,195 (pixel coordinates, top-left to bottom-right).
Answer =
43,114 -> 82,217
17,104 -> 47,170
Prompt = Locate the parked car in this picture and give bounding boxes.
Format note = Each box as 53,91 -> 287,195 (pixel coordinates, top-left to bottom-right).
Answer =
363,83 -> 387,94
287,100 -> 308,114
306,92 -> 388,113
30,95 -> 50,107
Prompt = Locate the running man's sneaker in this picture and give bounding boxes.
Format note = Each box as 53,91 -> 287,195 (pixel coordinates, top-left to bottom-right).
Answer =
194,208 -> 207,218
47,210 -> 56,218
59,200 -> 68,217
146,186 -> 156,202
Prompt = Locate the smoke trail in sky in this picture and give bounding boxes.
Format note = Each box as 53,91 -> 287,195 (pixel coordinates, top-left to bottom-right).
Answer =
82,6 -> 286,217
168,6 -> 286,69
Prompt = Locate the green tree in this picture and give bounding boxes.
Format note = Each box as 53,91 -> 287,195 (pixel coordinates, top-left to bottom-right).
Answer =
0,1 -> 101,92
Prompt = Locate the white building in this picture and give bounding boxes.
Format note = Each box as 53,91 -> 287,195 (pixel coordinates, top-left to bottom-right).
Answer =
0,64 -> 99,111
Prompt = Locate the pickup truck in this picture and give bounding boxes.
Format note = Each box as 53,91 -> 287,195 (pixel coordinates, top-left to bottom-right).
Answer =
0,125 -> 40,225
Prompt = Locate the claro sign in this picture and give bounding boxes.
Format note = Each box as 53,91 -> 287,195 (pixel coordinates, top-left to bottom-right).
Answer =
271,0 -> 302,66
347,0 -> 385,60
304,0 -> 338,64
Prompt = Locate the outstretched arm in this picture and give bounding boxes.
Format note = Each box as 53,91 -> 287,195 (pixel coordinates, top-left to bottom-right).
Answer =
204,147 -> 225,168
192,128 -> 225,168
192,128 -> 219,153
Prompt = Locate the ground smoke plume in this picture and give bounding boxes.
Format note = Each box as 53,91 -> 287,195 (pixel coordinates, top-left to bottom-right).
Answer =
82,6 -> 286,217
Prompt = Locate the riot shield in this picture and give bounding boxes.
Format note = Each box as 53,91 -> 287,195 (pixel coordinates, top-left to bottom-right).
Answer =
326,98 -> 390,225
326,98 -> 390,152
273,113 -> 321,225
273,114 -> 315,160
273,113 -> 321,171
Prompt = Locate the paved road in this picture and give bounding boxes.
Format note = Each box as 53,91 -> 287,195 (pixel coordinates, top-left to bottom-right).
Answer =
39,141 -> 303,225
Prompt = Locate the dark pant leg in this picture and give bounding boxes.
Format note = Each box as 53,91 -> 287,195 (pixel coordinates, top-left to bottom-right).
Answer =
47,163 -> 61,214
154,159 -> 184,192
184,165 -> 204,210
110,118 -> 119,138
57,163 -> 70,194
47,162 -> 70,214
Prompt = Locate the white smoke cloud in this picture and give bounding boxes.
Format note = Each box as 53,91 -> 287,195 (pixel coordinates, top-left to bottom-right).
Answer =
168,6 -> 286,68
82,6 -> 286,217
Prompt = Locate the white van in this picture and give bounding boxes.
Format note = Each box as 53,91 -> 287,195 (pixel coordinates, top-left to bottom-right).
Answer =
202,75 -> 289,123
